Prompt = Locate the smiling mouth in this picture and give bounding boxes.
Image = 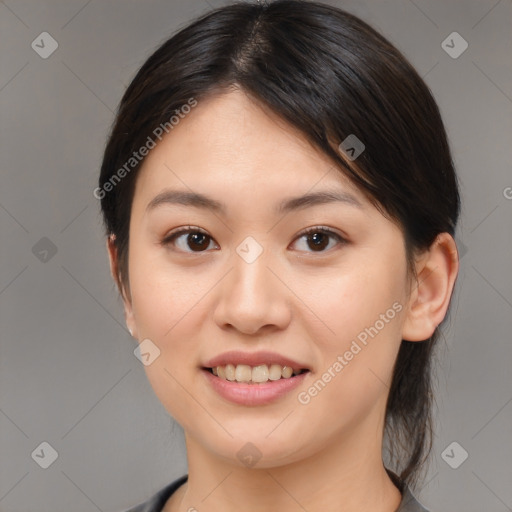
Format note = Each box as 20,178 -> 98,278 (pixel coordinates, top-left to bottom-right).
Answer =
204,364 -> 309,384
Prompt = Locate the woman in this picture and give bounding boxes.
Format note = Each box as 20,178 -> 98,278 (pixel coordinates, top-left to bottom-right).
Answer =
98,1 -> 460,511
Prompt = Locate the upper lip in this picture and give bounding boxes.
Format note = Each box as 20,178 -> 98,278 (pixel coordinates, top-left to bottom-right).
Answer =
203,351 -> 310,371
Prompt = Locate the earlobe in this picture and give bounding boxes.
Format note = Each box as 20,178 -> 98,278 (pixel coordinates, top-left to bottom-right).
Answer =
106,235 -> 138,339
401,232 -> 459,342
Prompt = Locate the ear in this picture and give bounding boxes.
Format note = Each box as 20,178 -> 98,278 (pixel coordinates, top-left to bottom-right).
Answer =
106,235 -> 138,339
402,232 -> 459,342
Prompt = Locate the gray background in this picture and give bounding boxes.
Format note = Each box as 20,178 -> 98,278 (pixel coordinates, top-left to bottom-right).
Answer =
1,0 -> 511,511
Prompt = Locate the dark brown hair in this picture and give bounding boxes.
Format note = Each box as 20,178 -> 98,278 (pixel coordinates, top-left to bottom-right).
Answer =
98,0 -> 460,488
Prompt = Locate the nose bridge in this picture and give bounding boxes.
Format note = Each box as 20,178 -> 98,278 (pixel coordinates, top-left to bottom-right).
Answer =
232,246 -> 272,298
213,238 -> 290,333
231,241 -> 277,309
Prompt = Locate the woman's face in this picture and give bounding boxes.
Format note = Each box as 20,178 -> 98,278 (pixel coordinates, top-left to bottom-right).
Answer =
121,89 -> 416,467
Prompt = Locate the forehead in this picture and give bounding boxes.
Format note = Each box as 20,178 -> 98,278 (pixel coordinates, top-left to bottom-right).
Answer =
133,89 -> 368,210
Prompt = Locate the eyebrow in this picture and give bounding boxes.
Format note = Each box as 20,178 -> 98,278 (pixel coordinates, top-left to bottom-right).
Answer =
145,188 -> 363,215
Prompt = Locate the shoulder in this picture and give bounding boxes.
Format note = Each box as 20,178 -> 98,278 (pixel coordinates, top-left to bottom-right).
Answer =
122,475 -> 188,512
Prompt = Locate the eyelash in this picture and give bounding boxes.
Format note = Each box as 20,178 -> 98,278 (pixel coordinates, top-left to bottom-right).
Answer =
161,225 -> 347,254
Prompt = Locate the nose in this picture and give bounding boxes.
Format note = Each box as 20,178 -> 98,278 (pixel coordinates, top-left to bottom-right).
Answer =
212,250 -> 291,336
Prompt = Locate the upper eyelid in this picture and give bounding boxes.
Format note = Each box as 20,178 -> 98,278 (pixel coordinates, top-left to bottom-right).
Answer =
299,226 -> 346,238
163,225 -> 210,241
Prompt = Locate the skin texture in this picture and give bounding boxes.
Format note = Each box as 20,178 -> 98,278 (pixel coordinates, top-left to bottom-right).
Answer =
107,88 -> 459,512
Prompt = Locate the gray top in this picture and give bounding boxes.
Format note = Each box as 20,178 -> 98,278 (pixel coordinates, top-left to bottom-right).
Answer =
124,472 -> 429,512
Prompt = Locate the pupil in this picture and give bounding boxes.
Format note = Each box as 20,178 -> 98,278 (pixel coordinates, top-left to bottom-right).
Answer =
189,233 -> 208,250
309,232 -> 328,251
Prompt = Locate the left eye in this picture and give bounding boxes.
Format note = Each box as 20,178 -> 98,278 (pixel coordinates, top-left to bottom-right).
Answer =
291,227 -> 345,253
161,226 -> 345,254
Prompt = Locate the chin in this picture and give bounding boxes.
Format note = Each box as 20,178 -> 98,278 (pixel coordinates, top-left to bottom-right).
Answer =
188,422 -> 318,469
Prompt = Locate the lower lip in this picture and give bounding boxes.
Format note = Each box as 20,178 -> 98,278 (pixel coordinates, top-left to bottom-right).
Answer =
202,368 -> 309,406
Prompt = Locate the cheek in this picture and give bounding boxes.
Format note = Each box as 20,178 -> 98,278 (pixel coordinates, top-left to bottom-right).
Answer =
298,261 -> 405,349
296,287 -> 404,438
127,259 -> 209,428
128,243 -> 208,340
295,254 -> 406,408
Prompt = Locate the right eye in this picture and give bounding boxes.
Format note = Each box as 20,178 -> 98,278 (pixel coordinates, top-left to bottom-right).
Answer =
161,226 -> 219,253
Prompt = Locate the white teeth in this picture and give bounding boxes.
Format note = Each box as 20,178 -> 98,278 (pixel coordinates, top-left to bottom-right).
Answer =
268,364 -> 282,381
212,363 -> 304,383
235,364 -> 252,382
281,366 -> 293,379
225,363 -> 236,381
252,364 -> 269,383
